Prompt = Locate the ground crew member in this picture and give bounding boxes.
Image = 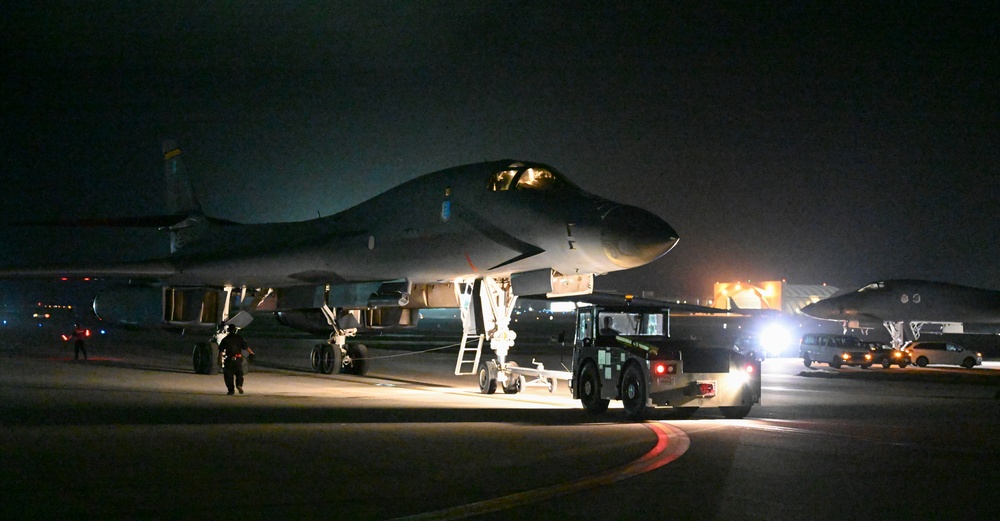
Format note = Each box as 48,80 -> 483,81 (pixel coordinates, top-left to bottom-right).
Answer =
69,323 -> 88,360
217,324 -> 254,395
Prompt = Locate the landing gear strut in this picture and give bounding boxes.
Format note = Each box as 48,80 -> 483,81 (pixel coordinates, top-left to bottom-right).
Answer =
311,305 -> 368,376
193,285 -> 268,375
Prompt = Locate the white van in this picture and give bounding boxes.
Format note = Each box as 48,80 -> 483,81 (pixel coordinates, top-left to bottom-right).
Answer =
906,342 -> 982,368
799,333 -> 873,369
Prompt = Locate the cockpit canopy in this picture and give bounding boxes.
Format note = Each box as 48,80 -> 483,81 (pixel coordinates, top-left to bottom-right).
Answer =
489,162 -> 574,192
859,282 -> 888,292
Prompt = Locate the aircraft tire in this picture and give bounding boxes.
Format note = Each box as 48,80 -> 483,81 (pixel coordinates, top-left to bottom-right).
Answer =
343,344 -> 369,376
193,343 -> 217,375
478,360 -> 497,394
310,344 -> 323,373
621,363 -> 647,420
578,362 -> 609,414
319,344 -> 342,375
962,357 -> 976,369
720,405 -> 752,419
501,361 -> 524,394
916,356 -> 928,367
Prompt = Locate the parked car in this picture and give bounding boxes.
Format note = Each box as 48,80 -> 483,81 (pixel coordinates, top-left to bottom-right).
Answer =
800,333 -> 873,369
863,341 -> 910,368
906,341 -> 982,368
733,336 -> 765,361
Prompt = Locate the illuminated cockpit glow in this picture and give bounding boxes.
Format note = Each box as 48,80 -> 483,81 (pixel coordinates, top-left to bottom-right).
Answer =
489,163 -> 570,192
859,282 -> 887,292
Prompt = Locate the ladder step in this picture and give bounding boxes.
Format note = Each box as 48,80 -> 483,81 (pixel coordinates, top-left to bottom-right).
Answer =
454,333 -> 484,375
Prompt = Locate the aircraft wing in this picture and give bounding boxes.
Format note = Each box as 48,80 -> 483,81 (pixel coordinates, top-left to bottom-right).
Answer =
0,260 -> 177,279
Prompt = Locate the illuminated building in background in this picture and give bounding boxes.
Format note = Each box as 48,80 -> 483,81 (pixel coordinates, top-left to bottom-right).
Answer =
714,280 -> 839,315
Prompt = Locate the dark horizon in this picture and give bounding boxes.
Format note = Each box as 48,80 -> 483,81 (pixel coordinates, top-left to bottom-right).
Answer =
3,3 -> 997,297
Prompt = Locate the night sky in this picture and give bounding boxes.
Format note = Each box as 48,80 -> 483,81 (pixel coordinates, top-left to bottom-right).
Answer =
2,2 -> 998,300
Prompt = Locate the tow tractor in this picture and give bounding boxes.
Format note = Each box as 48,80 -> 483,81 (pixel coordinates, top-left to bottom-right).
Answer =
569,301 -> 761,420
470,297 -> 761,420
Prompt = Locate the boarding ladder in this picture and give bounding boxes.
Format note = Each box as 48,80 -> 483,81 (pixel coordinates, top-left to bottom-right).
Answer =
454,290 -> 485,375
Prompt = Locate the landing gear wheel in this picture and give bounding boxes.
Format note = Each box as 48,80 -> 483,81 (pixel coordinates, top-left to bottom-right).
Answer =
621,364 -> 647,420
802,356 -> 812,368
477,360 -> 498,394
916,356 -> 928,367
342,344 -> 369,375
319,344 -> 343,374
310,344 -> 323,373
720,405 -> 753,419
881,358 -> 891,369
962,357 -> 976,369
579,362 -> 609,414
501,361 -> 525,394
193,343 -> 217,375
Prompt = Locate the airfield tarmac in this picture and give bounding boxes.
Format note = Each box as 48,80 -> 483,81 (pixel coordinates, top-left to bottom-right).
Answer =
1,329 -> 998,520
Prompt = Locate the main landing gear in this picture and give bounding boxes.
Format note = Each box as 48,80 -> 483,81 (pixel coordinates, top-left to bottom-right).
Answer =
310,342 -> 370,376
309,305 -> 369,376
193,285 -> 266,375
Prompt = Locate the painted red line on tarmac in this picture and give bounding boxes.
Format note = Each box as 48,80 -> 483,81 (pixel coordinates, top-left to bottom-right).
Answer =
394,421 -> 690,521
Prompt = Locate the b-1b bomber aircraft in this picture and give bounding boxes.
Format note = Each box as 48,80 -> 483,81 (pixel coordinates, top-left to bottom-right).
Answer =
801,279 -> 1000,349
2,141 -> 679,392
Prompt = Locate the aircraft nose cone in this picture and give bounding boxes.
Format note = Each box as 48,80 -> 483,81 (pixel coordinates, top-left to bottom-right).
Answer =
801,302 -> 822,318
601,205 -> 679,268
802,300 -> 836,319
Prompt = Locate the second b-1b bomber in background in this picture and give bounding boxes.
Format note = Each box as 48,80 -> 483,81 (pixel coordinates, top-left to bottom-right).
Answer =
2,141 -> 680,394
801,279 -> 1000,355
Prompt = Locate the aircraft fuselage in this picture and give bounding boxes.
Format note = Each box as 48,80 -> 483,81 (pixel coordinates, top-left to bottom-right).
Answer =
801,279 -> 1000,326
165,160 -> 678,288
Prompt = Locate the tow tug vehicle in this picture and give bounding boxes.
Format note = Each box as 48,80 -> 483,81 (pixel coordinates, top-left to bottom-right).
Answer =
569,299 -> 761,420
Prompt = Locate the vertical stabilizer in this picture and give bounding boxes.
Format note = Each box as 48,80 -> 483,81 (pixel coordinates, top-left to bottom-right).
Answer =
162,140 -> 203,216
161,140 -> 207,253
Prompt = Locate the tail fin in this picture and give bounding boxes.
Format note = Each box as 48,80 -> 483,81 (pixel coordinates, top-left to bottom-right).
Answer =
161,140 -> 220,254
162,140 -> 203,216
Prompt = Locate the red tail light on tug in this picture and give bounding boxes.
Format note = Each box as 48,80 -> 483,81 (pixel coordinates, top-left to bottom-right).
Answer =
652,362 -> 676,376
